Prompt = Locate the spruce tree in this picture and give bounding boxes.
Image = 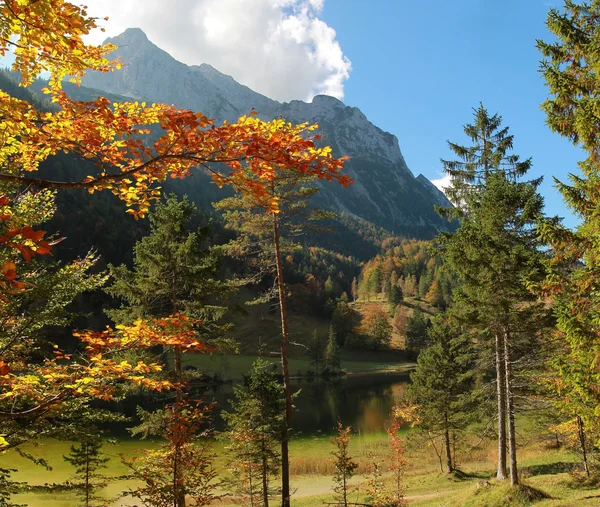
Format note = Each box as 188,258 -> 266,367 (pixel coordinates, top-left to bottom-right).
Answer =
307,329 -> 325,379
537,0 -> 600,472
325,326 -> 341,373
387,283 -> 403,312
63,439 -> 109,507
222,359 -> 284,507
438,105 -> 551,485
405,307 -> 430,353
407,315 -> 476,473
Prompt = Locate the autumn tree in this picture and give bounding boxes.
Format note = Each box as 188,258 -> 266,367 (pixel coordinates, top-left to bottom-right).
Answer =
393,305 -> 408,341
351,277 -> 358,302
124,401 -> 220,507
0,190 -> 114,451
536,0 -> 600,469
222,358 -> 285,506
386,406 -> 414,506
215,167 -> 347,506
63,438 -> 109,507
438,105 -> 551,485
359,305 -> 392,349
425,280 -> 443,308
331,423 -> 358,507
0,5 -> 348,506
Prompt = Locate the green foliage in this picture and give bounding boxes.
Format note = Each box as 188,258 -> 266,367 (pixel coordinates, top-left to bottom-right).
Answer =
221,358 -> 284,505
331,423 -> 358,507
407,315 -> 477,471
63,439 -> 109,507
331,299 -> 358,346
438,104 -> 552,484
387,282 -> 403,311
107,194 -> 229,329
405,307 -> 430,352
325,326 -> 341,373
307,329 -> 325,378
537,0 -> 600,448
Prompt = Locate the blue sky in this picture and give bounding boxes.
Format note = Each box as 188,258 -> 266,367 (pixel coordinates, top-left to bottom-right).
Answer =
318,0 -> 581,228
3,0 -> 582,227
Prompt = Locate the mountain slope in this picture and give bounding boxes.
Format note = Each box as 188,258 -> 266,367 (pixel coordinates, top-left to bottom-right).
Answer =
83,28 -> 451,238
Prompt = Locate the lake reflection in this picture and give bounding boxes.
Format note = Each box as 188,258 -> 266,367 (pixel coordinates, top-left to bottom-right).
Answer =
205,372 -> 410,435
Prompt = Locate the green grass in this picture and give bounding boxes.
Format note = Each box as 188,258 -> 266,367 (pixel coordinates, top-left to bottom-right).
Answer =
5,424 -> 600,506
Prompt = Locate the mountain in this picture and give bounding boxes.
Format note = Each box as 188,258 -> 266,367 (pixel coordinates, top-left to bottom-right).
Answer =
83,28 -> 451,238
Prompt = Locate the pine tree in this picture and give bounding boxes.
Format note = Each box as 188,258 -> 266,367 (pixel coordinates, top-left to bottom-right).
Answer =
438,105 -> 551,485
407,316 -> 476,473
214,168 -> 335,506
405,307 -> 430,352
325,326 -> 341,373
536,0 -> 600,473
331,299 -> 356,346
307,329 -> 325,379
63,439 -> 109,507
222,359 -> 284,506
387,282 -> 403,312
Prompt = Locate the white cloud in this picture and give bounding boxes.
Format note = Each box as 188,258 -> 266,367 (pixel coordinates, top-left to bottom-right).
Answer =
431,174 -> 451,194
86,0 -> 351,102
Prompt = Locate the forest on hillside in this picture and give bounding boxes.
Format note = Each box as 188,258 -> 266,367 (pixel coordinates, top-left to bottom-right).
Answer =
3,2 -> 600,507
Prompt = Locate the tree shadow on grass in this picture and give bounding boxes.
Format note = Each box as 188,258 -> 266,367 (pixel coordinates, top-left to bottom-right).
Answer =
522,461 -> 578,477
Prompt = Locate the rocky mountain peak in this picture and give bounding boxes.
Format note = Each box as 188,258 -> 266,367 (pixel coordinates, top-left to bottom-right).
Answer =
82,28 -> 451,237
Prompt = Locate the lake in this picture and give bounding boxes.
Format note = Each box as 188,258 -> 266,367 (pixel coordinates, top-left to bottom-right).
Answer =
2,371 -> 411,506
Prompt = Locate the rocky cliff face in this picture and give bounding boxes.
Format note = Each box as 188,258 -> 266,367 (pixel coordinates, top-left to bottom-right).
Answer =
83,28 -> 451,237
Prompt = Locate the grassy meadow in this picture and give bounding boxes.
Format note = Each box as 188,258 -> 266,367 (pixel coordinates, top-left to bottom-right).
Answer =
5,423 -> 600,506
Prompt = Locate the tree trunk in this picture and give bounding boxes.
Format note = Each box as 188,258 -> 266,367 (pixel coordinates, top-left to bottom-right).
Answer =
495,331 -> 508,480
272,211 -> 292,507
262,438 -> 270,507
444,415 -> 454,474
504,330 -> 518,486
577,415 -> 590,478
173,348 -> 186,507
85,457 -> 90,507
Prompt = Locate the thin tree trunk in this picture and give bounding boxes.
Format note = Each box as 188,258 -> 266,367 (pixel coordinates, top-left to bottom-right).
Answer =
577,415 -> 590,478
272,211 -> 292,507
85,456 -> 90,507
444,414 -> 453,474
262,438 -> 270,507
495,331 -> 508,480
504,329 -> 518,486
173,348 -> 186,507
